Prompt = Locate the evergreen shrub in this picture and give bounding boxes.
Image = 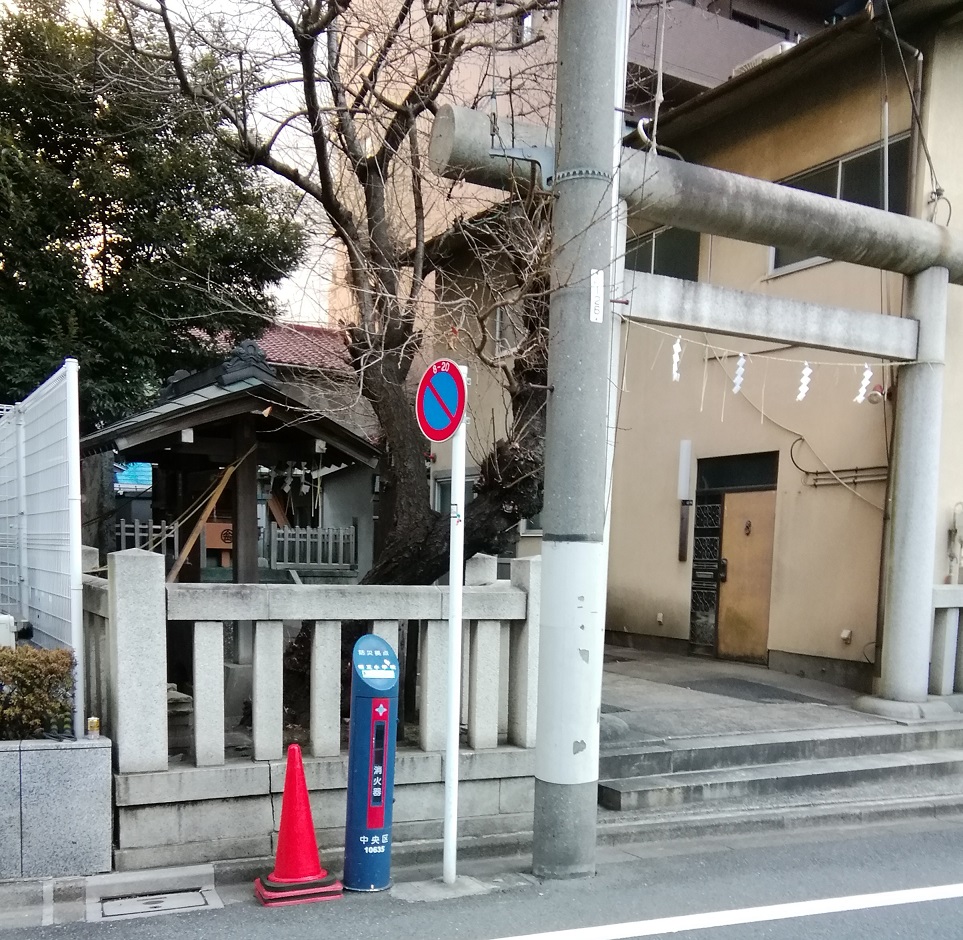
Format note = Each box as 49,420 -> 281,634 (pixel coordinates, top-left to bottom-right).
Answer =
0,646 -> 74,739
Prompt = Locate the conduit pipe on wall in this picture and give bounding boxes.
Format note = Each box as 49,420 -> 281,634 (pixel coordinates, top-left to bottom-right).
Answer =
876,26 -> 926,218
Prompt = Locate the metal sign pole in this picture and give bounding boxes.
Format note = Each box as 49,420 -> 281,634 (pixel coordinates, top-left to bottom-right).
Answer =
413,357 -> 468,884
443,365 -> 467,885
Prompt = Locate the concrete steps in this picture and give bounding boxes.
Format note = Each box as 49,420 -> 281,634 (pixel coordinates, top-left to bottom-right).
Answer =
598,723 -> 963,814
599,725 -> 963,779
600,749 -> 963,810
596,784 -> 963,848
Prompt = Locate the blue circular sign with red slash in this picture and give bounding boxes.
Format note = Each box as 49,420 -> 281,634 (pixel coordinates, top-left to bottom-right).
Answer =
415,359 -> 466,443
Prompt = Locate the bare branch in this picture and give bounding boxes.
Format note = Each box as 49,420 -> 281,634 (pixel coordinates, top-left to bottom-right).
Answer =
102,0 -> 563,583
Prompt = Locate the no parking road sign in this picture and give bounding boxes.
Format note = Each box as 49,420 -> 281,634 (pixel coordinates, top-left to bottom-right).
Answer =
414,356 -> 469,884
415,359 -> 466,443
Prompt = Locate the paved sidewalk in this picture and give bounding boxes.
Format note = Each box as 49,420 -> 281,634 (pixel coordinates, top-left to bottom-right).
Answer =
598,646 -> 892,744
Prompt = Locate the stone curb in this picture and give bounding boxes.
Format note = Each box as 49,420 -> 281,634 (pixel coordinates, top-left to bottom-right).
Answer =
209,831 -> 532,888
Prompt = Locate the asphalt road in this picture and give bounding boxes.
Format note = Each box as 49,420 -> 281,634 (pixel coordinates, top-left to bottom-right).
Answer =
8,815 -> 963,940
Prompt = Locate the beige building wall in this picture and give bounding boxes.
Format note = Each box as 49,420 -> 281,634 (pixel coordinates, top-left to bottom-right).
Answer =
674,49 -> 912,179
310,4 -> 559,523
920,24 -> 963,581
328,4 -> 558,305
423,4 -> 559,512
607,40 -> 931,671
607,319 -> 892,665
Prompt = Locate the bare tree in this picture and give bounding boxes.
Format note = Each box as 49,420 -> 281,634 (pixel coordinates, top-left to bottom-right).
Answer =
103,0 -> 558,583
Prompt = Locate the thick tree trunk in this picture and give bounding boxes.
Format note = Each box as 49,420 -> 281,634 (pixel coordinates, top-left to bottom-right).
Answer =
80,453 -> 115,563
362,365 -> 547,586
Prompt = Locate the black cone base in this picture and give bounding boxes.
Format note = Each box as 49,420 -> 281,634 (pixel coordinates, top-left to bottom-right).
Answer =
254,872 -> 343,907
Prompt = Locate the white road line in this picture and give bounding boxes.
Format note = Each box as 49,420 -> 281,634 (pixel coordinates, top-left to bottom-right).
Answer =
494,882 -> 963,940
41,879 -> 53,927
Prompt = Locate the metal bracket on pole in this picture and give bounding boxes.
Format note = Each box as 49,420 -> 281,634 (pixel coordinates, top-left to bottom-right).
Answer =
554,168 -> 613,185
489,145 -> 556,187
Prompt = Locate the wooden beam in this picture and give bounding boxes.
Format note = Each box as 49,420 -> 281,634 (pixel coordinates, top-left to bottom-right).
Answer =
166,465 -> 236,583
233,416 -> 259,585
267,493 -> 290,528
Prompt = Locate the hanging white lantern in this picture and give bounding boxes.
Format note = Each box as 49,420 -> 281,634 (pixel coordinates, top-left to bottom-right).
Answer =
732,353 -> 746,394
854,364 -> 873,403
796,362 -> 812,401
671,336 -> 682,382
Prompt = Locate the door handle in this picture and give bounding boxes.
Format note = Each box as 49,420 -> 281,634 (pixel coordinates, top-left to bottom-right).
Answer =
718,558 -> 728,583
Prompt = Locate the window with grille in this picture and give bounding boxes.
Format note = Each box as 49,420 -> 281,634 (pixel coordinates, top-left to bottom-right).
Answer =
626,227 -> 700,282
772,135 -> 910,271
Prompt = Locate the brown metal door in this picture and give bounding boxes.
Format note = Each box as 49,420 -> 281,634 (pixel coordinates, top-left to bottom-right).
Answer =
717,490 -> 776,663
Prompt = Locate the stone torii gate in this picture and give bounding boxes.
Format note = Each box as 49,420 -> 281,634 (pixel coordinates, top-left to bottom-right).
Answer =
430,104 -> 963,721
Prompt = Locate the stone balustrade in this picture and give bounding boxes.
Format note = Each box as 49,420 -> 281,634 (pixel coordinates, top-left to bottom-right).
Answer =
99,549 -> 539,775
930,585 -> 963,696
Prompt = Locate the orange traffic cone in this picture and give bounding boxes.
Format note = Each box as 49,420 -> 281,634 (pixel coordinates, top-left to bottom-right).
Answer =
254,744 -> 343,906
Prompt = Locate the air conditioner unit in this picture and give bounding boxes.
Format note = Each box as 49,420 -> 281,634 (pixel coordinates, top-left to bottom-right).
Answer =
729,41 -> 797,80
0,615 -> 15,649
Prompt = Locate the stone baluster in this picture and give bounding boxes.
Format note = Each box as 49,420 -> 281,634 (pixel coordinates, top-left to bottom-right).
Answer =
468,620 -> 500,748
310,620 -> 342,757
372,619 -> 399,654
509,556 -> 540,748
107,549 -> 168,773
193,621 -> 225,766
930,607 -> 960,696
419,620 -> 448,751
253,620 -> 283,761
464,554 -> 498,730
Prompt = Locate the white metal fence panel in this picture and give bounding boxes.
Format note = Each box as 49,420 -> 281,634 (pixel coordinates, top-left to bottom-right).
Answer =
0,404 -> 19,619
0,360 -> 84,732
21,362 -> 82,649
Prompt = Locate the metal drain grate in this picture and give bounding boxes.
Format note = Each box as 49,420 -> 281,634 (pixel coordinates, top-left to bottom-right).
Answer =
95,888 -> 223,922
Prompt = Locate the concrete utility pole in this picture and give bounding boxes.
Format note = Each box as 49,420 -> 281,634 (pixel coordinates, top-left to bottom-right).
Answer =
533,0 -> 627,878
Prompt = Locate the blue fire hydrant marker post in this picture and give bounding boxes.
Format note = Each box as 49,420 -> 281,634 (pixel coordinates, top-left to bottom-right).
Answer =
343,634 -> 399,891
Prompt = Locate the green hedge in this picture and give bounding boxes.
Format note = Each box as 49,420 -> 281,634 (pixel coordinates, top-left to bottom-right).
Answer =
0,646 -> 74,740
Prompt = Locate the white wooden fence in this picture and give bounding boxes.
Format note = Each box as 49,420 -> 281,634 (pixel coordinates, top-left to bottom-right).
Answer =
115,519 -> 180,555
116,520 -> 357,570
263,522 -> 355,568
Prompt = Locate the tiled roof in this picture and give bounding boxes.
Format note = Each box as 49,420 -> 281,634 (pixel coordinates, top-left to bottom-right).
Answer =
81,374 -> 381,466
258,323 -> 352,372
